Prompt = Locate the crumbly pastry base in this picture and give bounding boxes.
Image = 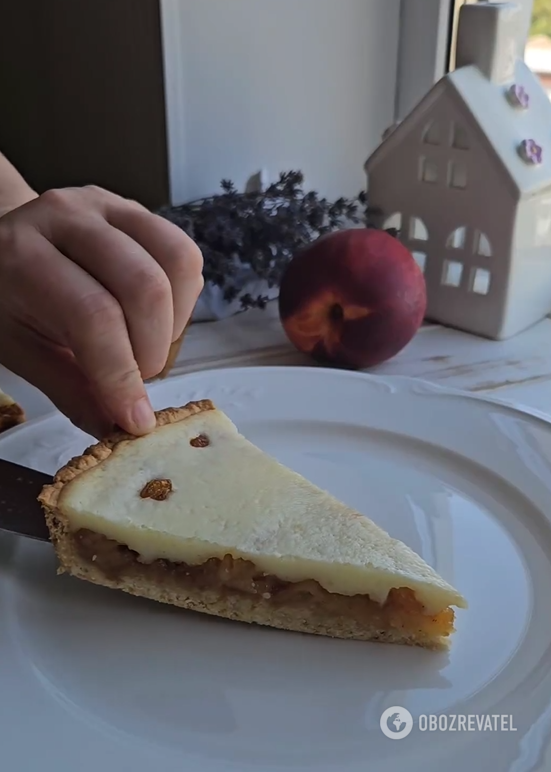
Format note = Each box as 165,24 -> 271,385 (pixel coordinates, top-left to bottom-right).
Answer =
38,400 -> 453,650
146,321 -> 190,382
0,391 -> 25,433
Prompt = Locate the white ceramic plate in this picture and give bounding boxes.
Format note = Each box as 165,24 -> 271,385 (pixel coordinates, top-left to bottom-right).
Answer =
1,366 -> 551,771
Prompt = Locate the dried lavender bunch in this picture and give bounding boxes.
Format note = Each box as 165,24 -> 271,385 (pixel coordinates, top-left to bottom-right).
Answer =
157,171 -> 386,310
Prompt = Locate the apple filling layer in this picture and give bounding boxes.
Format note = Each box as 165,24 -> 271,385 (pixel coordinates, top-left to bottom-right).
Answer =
74,529 -> 455,640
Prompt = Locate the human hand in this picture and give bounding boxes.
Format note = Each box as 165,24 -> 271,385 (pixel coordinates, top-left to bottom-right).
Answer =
0,185 -> 203,438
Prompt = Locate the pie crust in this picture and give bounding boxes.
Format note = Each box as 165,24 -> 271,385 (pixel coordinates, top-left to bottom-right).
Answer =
146,323 -> 189,382
0,389 -> 25,433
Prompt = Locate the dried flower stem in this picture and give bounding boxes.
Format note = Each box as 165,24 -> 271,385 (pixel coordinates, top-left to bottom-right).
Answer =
157,171 -> 386,310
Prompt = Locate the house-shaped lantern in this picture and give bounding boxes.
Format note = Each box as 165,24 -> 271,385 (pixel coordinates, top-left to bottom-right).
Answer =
364,1 -> 551,339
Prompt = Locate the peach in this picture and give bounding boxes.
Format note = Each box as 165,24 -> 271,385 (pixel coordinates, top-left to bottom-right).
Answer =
278,228 -> 426,369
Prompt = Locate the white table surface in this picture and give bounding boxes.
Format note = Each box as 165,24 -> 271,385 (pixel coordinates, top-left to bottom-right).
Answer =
3,300 -> 551,422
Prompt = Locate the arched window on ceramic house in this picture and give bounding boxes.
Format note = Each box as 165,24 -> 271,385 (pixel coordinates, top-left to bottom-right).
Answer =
474,231 -> 492,257
408,217 -> 429,273
446,226 -> 467,250
383,212 -> 402,235
451,122 -> 470,150
409,217 -> 429,241
422,122 -> 440,145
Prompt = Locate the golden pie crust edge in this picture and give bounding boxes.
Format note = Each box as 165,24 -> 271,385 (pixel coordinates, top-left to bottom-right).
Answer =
38,399 -> 217,576
38,398 -> 449,650
38,399 -> 215,514
0,391 -> 25,433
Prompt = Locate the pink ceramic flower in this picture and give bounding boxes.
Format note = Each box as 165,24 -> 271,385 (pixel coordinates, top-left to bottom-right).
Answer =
519,139 -> 543,165
507,83 -> 530,109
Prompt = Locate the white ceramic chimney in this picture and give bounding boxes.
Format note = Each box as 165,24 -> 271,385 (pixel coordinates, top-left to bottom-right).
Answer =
455,2 -> 522,84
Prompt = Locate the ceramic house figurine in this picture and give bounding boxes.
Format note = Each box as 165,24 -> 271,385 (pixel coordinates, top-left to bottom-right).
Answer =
364,1 -> 551,340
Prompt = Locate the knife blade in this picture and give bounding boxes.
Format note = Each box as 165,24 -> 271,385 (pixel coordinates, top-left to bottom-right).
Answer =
0,457 -> 51,542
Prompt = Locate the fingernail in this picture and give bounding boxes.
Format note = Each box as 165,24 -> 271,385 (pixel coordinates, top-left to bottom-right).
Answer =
131,397 -> 156,434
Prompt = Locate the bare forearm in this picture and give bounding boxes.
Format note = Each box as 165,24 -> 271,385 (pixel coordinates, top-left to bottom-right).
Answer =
0,153 -> 38,217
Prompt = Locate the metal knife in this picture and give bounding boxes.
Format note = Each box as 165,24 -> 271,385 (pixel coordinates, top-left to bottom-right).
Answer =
0,457 -> 51,542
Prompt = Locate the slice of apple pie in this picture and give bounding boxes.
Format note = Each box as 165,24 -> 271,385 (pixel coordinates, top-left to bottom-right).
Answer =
38,400 -> 466,649
0,388 -> 25,433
